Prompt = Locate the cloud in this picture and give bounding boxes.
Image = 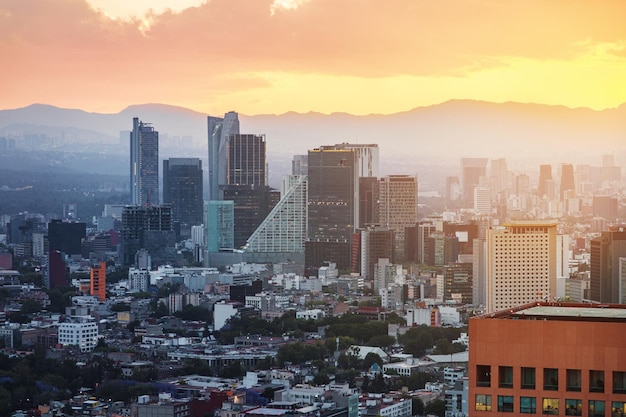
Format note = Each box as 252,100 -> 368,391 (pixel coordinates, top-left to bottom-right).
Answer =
1,0 -> 626,113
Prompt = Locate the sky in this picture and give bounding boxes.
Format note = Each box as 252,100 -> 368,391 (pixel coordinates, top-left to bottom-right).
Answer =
1,0 -> 626,116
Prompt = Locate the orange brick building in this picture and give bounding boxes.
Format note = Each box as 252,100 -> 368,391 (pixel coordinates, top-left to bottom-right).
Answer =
469,302 -> 626,416
90,261 -> 106,301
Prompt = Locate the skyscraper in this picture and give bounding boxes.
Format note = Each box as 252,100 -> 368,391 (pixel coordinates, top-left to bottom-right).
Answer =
221,133 -> 277,248
130,117 -> 159,206
537,164 -> 552,197
208,112 -> 240,201
590,227 -> 626,304
378,175 -> 418,261
163,158 -> 203,235
485,221 -> 558,313
560,163 -> 575,200
461,158 -> 488,204
120,205 -> 174,266
305,146 -> 356,270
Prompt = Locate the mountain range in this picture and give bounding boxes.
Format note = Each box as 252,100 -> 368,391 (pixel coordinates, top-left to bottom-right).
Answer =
1,100 -> 625,188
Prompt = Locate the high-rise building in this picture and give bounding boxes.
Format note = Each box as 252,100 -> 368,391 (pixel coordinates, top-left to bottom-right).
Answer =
204,200 -> 234,253
443,262 -> 473,304
90,261 -> 106,301
306,146 -> 356,270
560,163 -> 575,200
489,158 -> 509,196
461,158 -> 488,204
226,134 -> 266,187
163,158 -> 203,235
120,205 -> 174,266
537,164 -> 552,197
130,117 -> 159,206
485,221 -> 558,313
469,302 -> 626,415
360,227 -> 395,282
243,174 -> 307,255
48,220 -> 86,256
46,250 -> 67,289
446,176 -> 460,201
221,133 -> 277,248
590,227 -> 626,304
378,175 -> 418,261
359,177 -> 379,229
473,186 -> 491,215
208,112 -> 240,201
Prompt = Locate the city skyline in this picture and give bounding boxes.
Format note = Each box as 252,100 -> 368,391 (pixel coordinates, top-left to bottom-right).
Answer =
1,0 -> 626,116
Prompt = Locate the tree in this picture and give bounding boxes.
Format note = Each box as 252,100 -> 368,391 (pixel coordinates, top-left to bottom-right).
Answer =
411,397 -> 424,416
362,352 -> 383,371
424,399 -> 446,417
20,299 -> 43,314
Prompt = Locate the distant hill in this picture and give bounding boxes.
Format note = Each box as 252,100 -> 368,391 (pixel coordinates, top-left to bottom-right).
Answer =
1,100 -> 625,185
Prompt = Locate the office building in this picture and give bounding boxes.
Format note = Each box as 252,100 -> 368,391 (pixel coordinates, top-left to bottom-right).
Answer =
130,117 -> 159,206
560,163 -> 575,201
359,177 -> 379,228
204,200 -> 234,253
120,205 -> 174,267
469,302 -> 626,415
208,112 -> 240,201
305,145 -> 357,270
221,133 -> 277,248
537,164 -> 552,198
592,195 -> 618,221
461,158 -> 488,204
48,219 -> 86,256
46,250 -> 68,289
443,262 -> 473,304
360,227 -> 395,282
446,176 -> 461,202
590,226 -> 626,304
243,174 -> 307,256
485,221 -> 558,313
58,317 -> 99,353
378,175 -> 418,261
474,186 -> 491,215
90,261 -> 106,301
163,158 -> 203,235
128,268 -> 150,293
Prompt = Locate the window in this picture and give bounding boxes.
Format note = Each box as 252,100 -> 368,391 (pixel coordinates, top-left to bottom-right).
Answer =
522,367 -> 536,389
498,396 -> 514,412
475,394 -> 492,411
476,365 -> 491,387
499,366 -> 513,388
589,400 -> 605,417
520,397 -> 536,414
566,369 -> 581,392
612,402 -> 625,417
590,370 -> 605,393
543,398 -> 559,415
565,399 -> 582,416
544,368 -> 558,391
614,372 -> 626,394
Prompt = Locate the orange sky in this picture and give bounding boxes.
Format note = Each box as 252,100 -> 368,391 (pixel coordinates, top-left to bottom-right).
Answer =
1,0 -> 626,115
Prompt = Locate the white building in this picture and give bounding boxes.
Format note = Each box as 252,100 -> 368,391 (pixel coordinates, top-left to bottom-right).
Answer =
485,221 -> 559,312
296,309 -> 325,320
58,316 -> 98,352
213,302 -> 239,330
128,268 -> 150,292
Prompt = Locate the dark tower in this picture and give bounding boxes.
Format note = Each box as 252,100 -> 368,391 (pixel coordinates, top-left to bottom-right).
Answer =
163,158 -> 203,237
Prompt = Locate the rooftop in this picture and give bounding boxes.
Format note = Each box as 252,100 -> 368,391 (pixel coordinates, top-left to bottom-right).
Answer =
476,302 -> 626,322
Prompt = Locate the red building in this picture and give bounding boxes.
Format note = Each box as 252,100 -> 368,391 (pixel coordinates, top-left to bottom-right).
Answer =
469,302 -> 626,415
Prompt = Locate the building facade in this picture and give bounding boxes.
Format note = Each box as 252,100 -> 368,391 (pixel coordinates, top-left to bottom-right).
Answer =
163,158 -> 203,235
485,221 -> 557,313
469,302 -> 626,416
378,175 -> 418,261
130,117 -> 159,206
